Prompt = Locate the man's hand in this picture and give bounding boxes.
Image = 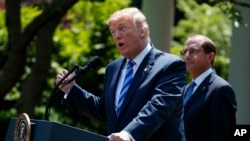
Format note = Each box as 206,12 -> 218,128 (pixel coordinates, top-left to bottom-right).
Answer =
108,131 -> 132,141
56,69 -> 75,93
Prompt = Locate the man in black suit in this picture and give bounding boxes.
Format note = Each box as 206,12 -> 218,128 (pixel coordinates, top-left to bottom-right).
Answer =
181,34 -> 237,141
56,7 -> 186,141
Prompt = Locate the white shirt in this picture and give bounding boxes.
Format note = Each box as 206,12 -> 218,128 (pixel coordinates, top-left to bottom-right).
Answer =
115,43 -> 152,110
191,68 -> 213,94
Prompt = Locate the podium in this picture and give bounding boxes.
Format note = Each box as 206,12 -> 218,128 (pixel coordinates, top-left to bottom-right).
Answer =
5,117 -> 108,141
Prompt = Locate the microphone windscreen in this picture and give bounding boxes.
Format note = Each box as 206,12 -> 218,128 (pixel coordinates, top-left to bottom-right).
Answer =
88,56 -> 102,69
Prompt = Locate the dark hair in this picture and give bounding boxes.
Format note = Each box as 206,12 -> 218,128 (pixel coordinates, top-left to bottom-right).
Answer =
201,37 -> 216,64
201,40 -> 216,55
188,35 -> 216,65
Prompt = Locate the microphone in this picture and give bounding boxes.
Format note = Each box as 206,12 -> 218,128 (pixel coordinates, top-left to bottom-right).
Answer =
66,56 -> 102,84
44,56 -> 101,120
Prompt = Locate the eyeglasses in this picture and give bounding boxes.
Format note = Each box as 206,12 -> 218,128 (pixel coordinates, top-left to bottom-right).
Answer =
110,24 -> 131,36
180,48 -> 201,56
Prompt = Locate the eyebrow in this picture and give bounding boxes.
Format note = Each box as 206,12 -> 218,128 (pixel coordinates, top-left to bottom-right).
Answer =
110,23 -> 124,29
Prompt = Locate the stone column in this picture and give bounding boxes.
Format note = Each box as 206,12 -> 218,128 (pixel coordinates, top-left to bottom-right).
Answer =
228,0 -> 250,124
142,0 -> 174,52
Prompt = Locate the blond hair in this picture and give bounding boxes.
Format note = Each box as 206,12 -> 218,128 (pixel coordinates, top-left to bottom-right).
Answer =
107,7 -> 150,41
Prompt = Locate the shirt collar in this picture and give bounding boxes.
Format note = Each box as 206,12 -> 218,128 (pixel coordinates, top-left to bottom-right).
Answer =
193,68 -> 213,86
127,42 -> 152,66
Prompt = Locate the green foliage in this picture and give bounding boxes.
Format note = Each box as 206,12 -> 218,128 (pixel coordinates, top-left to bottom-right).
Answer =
0,10 -> 7,51
172,0 -> 233,81
216,1 -> 242,27
0,108 -> 16,120
52,0 -> 129,68
21,6 -> 42,28
0,10 -> 8,68
0,6 -> 42,103
0,0 -> 130,136
195,0 -> 248,27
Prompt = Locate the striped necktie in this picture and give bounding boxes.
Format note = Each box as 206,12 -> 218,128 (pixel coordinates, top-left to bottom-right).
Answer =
117,60 -> 135,115
184,81 -> 196,105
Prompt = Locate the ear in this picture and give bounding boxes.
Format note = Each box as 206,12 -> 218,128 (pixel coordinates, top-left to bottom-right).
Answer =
208,52 -> 215,63
139,27 -> 146,38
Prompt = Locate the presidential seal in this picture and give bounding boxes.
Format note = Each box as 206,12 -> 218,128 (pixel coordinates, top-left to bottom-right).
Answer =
14,113 -> 31,141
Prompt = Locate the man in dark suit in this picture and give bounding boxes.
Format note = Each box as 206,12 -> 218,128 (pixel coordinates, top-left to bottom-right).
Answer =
56,7 -> 186,141
181,34 -> 237,141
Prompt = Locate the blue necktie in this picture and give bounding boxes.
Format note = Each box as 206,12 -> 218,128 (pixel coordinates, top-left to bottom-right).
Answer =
117,60 -> 135,115
184,81 -> 196,105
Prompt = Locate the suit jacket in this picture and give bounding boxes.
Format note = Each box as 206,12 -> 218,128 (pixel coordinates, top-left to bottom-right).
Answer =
184,72 -> 237,141
63,47 -> 186,141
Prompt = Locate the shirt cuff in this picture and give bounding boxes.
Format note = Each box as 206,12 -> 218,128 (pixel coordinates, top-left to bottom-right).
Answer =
63,87 -> 73,99
121,131 -> 135,141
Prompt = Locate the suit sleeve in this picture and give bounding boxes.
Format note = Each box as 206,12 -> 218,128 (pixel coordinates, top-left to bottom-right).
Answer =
61,84 -> 107,121
210,84 -> 237,141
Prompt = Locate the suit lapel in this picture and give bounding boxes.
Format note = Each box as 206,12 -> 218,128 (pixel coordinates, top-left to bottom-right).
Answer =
107,58 -> 126,117
184,73 -> 214,110
118,47 -> 156,116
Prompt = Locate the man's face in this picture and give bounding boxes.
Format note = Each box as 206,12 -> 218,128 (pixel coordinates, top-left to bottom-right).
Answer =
182,38 -> 213,78
109,17 -> 144,59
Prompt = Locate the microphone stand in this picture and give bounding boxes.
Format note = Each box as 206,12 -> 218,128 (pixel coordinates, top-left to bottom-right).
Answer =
44,65 -> 79,120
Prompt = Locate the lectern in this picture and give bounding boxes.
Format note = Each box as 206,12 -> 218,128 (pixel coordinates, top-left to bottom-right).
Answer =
5,117 -> 108,141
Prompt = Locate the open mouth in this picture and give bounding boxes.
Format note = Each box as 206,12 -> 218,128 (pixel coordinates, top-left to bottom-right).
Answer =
118,42 -> 124,47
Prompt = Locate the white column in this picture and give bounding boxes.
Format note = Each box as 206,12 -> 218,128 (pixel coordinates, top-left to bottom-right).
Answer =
228,0 -> 250,124
142,0 -> 174,52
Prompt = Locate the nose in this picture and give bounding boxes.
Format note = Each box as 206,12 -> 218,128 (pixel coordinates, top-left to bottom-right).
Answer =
183,53 -> 192,61
184,51 -> 191,56
112,30 -> 122,39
